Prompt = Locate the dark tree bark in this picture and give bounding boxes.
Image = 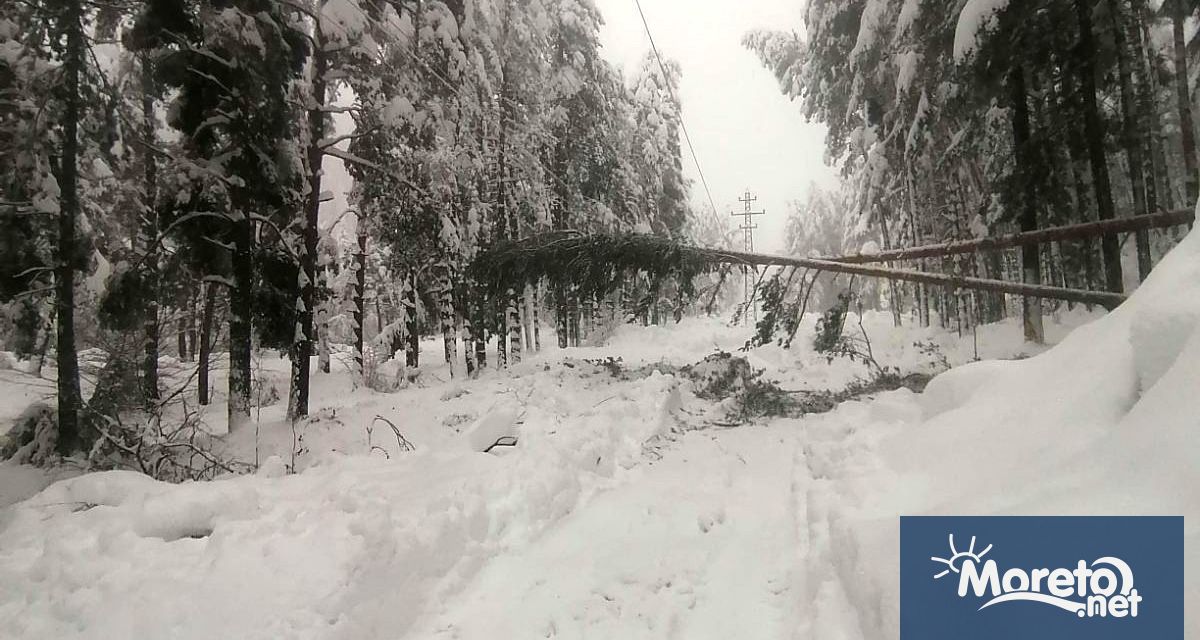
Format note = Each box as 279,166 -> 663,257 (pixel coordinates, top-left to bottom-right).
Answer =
876,204 -> 902,327
462,301 -> 476,378
497,307 -> 508,367
1009,65 -> 1044,343
353,222 -> 367,381
1173,0 -> 1199,211
176,314 -> 187,361
186,290 -> 197,362
405,272 -> 419,368
474,329 -> 487,371
1109,0 -> 1154,281
532,283 -> 541,351
1130,0 -> 1162,215
288,16 -> 328,421
555,293 -> 568,348
54,0 -> 85,455
1074,0 -> 1124,292
228,202 -> 254,432
522,286 -> 533,352
439,264 -> 457,377
140,57 -> 160,402
507,289 -> 521,363
198,283 -> 217,405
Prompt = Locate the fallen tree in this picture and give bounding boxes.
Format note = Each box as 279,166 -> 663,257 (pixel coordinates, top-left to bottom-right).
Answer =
469,232 -> 1128,310
821,208 -> 1194,265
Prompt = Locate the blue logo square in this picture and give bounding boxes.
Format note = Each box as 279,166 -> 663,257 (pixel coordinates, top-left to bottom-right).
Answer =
900,516 -> 1183,639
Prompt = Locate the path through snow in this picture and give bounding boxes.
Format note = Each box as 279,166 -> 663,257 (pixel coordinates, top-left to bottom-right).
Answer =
414,423 -> 807,639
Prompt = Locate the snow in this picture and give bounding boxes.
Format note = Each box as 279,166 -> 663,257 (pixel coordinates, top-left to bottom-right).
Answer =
462,405 -> 519,452
849,0 -> 888,66
382,95 -> 415,128
894,49 -> 919,98
806,226 -> 1200,637
894,0 -> 922,38
0,338 -> 691,638
1,228 -> 1198,637
953,0 -> 1011,63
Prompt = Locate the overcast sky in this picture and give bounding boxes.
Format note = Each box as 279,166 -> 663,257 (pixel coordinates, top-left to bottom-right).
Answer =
593,0 -> 836,252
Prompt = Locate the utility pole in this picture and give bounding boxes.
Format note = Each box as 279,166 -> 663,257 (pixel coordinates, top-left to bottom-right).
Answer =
732,189 -> 765,322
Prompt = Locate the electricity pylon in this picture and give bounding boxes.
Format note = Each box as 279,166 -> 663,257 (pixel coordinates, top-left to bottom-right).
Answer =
731,189 -> 765,322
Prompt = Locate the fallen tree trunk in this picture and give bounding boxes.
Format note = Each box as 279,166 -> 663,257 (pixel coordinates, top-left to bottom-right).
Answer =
823,208 -> 1193,265
712,249 -> 1127,309
471,232 -> 1130,311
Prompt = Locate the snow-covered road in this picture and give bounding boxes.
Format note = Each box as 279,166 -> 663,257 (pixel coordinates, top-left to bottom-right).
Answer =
414,423 -> 805,639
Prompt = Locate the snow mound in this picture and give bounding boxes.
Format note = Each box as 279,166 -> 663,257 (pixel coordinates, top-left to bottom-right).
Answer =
808,226 -> 1200,637
0,365 -> 687,639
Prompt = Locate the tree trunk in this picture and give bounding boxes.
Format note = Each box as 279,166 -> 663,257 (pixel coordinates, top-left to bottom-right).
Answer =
876,204 -> 903,327
570,293 -> 582,344
288,17 -> 328,421
1131,0 -> 1163,215
54,0 -> 85,454
1009,65 -> 1045,343
904,170 -> 930,327
198,283 -> 217,405
405,277 -> 419,369
507,289 -> 522,363
353,221 -> 367,382
439,264 -> 457,378
228,203 -> 254,433
1173,0 -> 1199,211
497,309 -> 508,367
317,304 -> 331,374
140,57 -> 160,403
532,282 -> 541,351
186,289 -> 197,362
1075,0 -> 1124,292
522,284 -> 533,352
176,314 -> 187,361
475,328 -> 487,371
1061,67 -> 1101,298
555,286 -> 568,349
462,302 -> 476,378
1110,0 -> 1154,282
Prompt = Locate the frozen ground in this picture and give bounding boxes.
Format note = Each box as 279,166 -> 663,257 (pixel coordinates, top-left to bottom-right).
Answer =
0,231 -> 1196,638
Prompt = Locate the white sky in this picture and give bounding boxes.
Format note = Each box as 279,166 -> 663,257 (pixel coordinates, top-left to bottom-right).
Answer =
594,0 -> 837,252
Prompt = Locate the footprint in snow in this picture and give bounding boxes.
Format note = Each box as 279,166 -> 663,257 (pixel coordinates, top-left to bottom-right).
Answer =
697,507 -> 727,533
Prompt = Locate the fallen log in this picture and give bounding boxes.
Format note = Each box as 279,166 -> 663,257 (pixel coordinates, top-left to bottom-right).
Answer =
698,248 -> 1127,309
823,208 -> 1194,264
470,232 -> 1128,310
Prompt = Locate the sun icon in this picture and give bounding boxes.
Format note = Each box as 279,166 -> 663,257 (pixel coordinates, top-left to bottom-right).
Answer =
931,534 -> 992,580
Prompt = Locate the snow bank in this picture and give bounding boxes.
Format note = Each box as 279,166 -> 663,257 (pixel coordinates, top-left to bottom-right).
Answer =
807,227 -> 1200,637
0,364 -> 686,639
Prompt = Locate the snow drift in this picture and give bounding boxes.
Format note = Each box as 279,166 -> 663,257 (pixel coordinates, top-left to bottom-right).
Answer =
806,225 -> 1200,638
0,367 -> 685,639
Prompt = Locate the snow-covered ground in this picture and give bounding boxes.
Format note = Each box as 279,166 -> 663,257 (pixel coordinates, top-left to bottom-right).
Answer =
1,231 -> 1196,638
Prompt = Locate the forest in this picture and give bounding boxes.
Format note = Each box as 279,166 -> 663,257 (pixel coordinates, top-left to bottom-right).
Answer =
2,0 -> 1200,637
750,0 -> 1198,342
1,0 -> 1198,472
1,0 -> 700,463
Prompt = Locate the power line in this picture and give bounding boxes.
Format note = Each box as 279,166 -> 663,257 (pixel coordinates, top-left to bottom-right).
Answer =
632,0 -> 720,219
